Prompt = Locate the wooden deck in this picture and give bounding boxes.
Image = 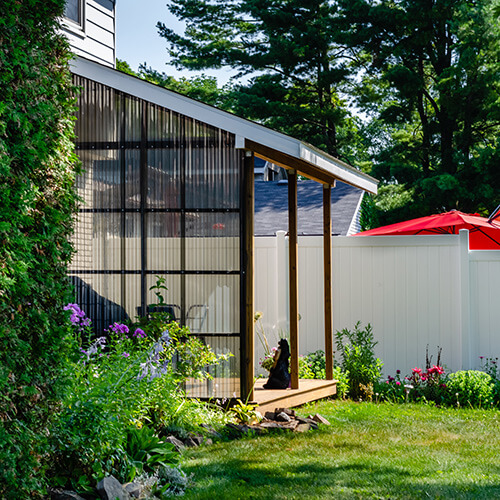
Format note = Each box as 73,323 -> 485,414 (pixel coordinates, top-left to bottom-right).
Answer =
251,379 -> 337,413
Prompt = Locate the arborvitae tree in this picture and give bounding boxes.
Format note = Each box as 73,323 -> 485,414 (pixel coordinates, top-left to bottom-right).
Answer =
0,0 -> 78,495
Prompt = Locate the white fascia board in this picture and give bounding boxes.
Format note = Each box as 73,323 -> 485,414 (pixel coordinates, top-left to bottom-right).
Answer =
300,144 -> 377,194
71,56 -> 378,193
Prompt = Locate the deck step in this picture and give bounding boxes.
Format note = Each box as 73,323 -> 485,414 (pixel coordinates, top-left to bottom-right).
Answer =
252,379 -> 337,413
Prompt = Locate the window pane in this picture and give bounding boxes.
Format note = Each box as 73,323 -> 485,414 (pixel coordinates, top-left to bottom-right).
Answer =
64,0 -> 80,24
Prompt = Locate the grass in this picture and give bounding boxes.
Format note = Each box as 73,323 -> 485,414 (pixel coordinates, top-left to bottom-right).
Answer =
181,400 -> 500,499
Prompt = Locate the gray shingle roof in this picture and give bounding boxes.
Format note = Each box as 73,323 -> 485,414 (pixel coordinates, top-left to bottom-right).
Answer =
254,180 -> 363,236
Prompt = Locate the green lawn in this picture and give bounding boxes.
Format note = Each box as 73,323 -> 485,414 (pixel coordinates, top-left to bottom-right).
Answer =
181,400 -> 500,499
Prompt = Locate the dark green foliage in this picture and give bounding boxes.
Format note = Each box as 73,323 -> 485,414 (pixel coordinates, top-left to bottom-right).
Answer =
444,370 -> 494,408
300,350 -> 327,379
125,426 -> 179,480
341,0 -> 500,223
335,322 -> 383,400
481,357 -> 500,405
0,0 -> 78,496
116,59 -> 233,109
157,0 -> 364,160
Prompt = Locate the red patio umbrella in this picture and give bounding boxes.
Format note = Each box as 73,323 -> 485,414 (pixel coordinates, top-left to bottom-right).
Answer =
355,210 -> 500,250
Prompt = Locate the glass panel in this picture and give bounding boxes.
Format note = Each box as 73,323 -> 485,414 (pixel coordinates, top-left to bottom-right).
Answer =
70,274 -> 132,334
146,213 -> 181,270
184,126 -> 239,209
124,214 -> 141,270
125,96 -> 142,142
185,275 -> 239,334
185,212 -> 240,271
76,149 -> 122,209
147,149 -> 181,209
74,77 -> 120,143
145,274 -> 182,321
184,336 -> 240,399
64,0 -> 81,25
70,213 -> 141,271
124,150 -> 141,209
91,212 -> 122,270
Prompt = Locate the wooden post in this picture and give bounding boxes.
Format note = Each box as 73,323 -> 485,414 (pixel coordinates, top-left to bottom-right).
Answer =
288,171 -> 299,389
323,184 -> 334,380
241,151 -> 255,401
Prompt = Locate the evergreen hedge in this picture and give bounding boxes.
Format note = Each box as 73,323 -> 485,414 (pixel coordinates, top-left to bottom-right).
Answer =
0,0 -> 79,496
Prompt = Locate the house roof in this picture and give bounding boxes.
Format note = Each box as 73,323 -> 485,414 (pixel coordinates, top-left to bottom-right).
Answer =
255,180 -> 364,236
70,56 -> 378,194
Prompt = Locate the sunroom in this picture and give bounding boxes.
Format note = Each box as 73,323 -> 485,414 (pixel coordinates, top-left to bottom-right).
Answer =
69,56 -> 378,402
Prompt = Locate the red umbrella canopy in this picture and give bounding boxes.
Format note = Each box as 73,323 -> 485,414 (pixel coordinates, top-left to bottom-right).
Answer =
356,210 -> 500,250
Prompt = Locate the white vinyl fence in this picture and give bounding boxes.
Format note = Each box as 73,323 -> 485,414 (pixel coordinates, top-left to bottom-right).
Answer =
254,230 -> 500,377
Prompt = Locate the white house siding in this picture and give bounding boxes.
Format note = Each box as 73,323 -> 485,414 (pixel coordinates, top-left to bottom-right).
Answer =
62,0 -> 115,67
254,231 -> 499,378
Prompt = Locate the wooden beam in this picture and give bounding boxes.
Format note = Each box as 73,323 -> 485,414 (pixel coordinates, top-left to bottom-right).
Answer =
288,171 -> 299,389
323,184 -> 334,380
241,151 -> 255,401
246,139 -> 334,185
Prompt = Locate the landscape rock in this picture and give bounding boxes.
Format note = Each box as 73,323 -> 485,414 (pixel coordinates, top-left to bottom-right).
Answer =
275,407 -> 296,417
312,413 -> 331,426
259,421 -> 281,430
97,475 -> 130,500
189,434 -> 204,446
200,423 -> 223,439
165,435 -> 185,452
50,490 -> 86,500
264,411 -> 276,420
295,423 -> 311,433
225,422 -> 246,438
123,482 -> 142,499
184,436 -> 198,447
275,411 -> 292,422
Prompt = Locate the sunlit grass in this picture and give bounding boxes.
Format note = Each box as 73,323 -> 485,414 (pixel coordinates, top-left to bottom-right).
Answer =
181,400 -> 500,499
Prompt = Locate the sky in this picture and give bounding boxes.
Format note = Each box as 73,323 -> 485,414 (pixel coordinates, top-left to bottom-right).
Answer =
115,0 -> 237,84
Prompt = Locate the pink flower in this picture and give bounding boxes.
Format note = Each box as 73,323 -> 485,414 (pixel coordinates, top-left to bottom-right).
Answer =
396,381 -> 401,386
412,368 -> 422,374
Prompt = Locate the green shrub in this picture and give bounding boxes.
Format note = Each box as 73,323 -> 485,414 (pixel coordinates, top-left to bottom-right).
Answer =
335,322 -> 383,400
0,0 -> 78,496
298,350 -> 348,399
444,370 -> 494,408
49,308 -> 229,492
480,357 -> 500,405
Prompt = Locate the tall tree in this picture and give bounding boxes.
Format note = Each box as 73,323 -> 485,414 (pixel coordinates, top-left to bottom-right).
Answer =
341,0 -> 500,222
157,0 -> 364,161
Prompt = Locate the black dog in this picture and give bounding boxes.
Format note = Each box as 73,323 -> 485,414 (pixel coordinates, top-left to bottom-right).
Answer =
263,338 -> 291,389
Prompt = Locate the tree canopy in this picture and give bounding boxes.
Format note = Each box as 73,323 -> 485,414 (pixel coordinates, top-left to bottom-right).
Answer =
157,0 -> 365,160
342,0 -> 500,222
155,0 -> 500,225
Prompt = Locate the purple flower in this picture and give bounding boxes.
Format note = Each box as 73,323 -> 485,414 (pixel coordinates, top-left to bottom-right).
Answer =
133,328 -> 147,338
122,352 -> 130,358
396,369 -> 401,375
160,330 -> 171,345
108,323 -> 129,335
64,303 -> 92,330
